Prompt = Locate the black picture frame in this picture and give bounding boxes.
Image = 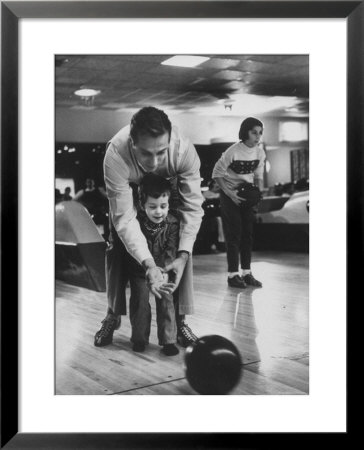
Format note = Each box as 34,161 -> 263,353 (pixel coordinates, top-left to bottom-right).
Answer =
1,1 -> 361,448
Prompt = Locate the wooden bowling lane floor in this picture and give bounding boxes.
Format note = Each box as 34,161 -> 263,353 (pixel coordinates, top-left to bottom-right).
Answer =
55,251 -> 309,395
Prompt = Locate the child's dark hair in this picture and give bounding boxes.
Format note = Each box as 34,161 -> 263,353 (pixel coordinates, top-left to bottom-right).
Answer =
139,173 -> 171,206
238,117 -> 264,141
130,106 -> 172,144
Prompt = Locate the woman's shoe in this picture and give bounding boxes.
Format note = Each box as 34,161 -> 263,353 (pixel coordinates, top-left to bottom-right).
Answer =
227,275 -> 247,288
243,273 -> 262,287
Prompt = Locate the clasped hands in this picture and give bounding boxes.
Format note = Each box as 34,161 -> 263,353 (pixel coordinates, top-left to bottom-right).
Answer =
145,255 -> 188,299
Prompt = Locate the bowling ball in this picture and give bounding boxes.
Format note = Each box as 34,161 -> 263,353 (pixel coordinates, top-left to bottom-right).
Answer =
236,183 -> 262,207
185,335 -> 243,395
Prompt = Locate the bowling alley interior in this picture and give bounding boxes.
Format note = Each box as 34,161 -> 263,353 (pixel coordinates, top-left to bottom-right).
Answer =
55,55 -> 309,395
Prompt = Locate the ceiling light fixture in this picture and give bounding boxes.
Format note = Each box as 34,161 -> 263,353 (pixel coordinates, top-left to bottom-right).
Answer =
285,107 -> 300,112
161,55 -> 210,68
74,88 -> 101,107
74,88 -> 101,97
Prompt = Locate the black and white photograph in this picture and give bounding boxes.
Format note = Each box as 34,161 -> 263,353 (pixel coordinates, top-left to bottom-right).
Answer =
2,0 -> 356,444
55,54 -> 309,396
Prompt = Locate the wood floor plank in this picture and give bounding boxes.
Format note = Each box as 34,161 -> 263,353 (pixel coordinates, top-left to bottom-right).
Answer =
56,251 -> 309,395
243,358 -> 309,394
118,364 -> 306,396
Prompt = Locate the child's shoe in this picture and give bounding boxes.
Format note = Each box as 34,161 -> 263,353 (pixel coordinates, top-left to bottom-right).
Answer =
162,344 -> 179,356
132,342 -> 146,352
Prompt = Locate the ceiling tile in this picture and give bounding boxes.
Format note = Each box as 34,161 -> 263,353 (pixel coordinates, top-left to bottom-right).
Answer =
55,54 -> 309,115
199,57 -> 241,70
212,70 -> 246,80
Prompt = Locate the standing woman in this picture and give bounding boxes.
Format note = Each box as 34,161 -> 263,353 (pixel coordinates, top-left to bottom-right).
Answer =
212,117 -> 266,288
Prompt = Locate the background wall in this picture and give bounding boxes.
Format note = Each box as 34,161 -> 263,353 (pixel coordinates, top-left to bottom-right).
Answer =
56,107 -> 308,188
56,107 -> 301,145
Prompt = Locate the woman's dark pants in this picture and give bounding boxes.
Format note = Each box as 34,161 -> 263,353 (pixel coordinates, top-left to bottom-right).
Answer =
220,191 -> 255,272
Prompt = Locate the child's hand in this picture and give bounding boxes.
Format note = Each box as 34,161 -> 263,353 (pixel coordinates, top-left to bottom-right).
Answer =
147,268 -> 177,297
157,282 -> 177,295
146,266 -> 165,298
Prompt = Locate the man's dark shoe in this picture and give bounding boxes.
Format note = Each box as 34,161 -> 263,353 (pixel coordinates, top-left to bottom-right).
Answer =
132,342 -> 146,353
227,275 -> 247,289
162,343 -> 179,356
177,321 -> 198,348
243,273 -> 263,287
94,315 -> 121,347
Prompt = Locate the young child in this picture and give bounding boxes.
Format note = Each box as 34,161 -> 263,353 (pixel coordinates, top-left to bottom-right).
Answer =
127,173 -> 180,356
212,117 -> 266,289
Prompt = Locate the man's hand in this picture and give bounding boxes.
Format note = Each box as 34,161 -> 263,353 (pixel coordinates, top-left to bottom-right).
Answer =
144,262 -> 176,298
164,252 -> 189,291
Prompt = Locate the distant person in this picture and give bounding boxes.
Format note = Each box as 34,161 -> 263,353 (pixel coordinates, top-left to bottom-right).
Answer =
94,106 -> 204,349
55,188 -> 63,204
274,183 -> 284,196
212,117 -> 266,289
63,186 -> 73,201
74,178 -> 107,215
74,178 -> 109,239
200,179 -> 223,253
281,182 -> 294,197
127,174 -> 180,356
294,178 -> 309,192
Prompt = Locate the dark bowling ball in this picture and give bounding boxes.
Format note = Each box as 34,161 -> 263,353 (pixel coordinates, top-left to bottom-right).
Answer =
185,335 -> 243,395
236,183 -> 262,207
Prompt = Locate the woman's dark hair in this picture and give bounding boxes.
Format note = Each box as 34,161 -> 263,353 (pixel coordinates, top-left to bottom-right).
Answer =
130,106 -> 172,144
238,117 -> 264,141
139,173 -> 171,206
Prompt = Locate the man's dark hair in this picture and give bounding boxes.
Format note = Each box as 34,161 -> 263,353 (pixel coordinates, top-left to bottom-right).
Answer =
139,173 -> 172,205
130,106 -> 172,144
238,117 -> 264,141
